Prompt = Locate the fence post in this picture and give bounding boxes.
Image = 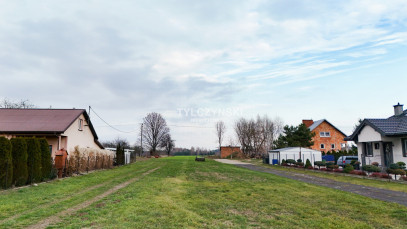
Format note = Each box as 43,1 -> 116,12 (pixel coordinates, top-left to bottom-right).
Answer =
77,157 -> 80,175
95,156 -> 98,170
87,156 -> 90,173
102,156 -> 104,169
108,156 -> 110,168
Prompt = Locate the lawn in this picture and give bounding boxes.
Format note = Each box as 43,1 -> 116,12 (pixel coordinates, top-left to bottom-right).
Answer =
1,156 -> 407,228
241,158 -> 407,194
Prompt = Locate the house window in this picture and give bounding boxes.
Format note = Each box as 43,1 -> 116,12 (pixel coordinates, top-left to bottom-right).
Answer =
365,142 -> 373,157
402,139 -> 407,157
374,143 -> 380,150
320,144 -> 325,149
49,145 -> 52,155
320,132 -> 330,137
78,119 -> 83,131
331,144 -> 335,149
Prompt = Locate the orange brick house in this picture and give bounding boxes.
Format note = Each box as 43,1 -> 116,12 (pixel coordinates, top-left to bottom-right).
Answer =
302,119 -> 347,152
220,146 -> 243,158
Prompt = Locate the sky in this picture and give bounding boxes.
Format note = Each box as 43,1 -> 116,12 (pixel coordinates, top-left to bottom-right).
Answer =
1,0 -> 407,149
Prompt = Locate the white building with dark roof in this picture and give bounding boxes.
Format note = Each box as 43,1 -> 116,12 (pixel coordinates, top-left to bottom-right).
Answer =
346,103 -> 407,168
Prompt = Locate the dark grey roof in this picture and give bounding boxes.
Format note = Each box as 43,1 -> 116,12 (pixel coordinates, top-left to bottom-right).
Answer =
346,109 -> 407,141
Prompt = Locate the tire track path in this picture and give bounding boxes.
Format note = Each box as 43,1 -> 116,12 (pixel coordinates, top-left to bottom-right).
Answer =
26,167 -> 159,229
0,168 -> 146,224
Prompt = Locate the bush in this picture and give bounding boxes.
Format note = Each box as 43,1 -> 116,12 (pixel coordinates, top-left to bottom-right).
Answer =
389,163 -> 400,170
400,176 -> 407,181
362,165 -> 381,173
314,161 -> 326,169
281,159 -> 286,165
326,162 -> 338,169
370,172 -> 382,178
396,161 -> 406,170
11,138 -> 28,186
26,138 -> 42,183
297,159 -> 302,163
381,173 -> 392,179
39,138 -> 52,181
0,137 -> 13,189
387,168 -> 406,180
305,159 -> 312,168
296,162 -> 304,167
371,162 -> 379,167
343,164 -> 354,173
333,169 -> 343,173
307,166 -> 314,169
350,170 -> 367,176
286,159 -> 296,165
115,144 -> 125,166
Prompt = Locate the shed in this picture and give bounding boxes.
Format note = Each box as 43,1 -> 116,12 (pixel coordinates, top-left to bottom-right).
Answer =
268,147 -> 322,166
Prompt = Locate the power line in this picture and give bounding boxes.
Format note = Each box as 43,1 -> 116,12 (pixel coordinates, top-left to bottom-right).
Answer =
89,107 -> 215,133
90,107 -> 139,134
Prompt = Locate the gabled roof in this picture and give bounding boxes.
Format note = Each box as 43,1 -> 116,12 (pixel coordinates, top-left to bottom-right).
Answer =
308,119 -> 347,137
0,109 -> 100,142
346,109 -> 407,141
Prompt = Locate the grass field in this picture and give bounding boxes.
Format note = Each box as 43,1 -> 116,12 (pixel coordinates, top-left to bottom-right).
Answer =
241,158 -> 407,194
1,156 -> 407,228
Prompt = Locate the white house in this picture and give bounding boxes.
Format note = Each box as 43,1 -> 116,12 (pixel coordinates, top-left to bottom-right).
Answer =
269,147 -> 322,166
346,103 -> 407,168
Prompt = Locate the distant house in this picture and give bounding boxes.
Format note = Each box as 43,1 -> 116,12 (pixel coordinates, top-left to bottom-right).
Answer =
302,119 -> 347,152
345,103 -> 407,168
220,146 -> 242,158
0,109 -> 104,158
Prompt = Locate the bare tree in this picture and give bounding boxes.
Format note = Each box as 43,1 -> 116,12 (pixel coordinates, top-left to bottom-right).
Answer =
142,112 -> 170,156
234,115 -> 283,158
0,98 -> 35,109
160,133 -> 175,156
215,121 -> 226,151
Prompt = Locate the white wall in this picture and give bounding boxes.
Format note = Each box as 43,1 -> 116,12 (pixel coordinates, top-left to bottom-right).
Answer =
358,125 -> 382,142
269,149 -> 322,166
63,114 -> 102,153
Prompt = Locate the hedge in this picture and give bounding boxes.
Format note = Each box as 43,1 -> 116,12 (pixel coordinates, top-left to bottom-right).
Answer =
26,138 -> 42,183
11,138 -> 28,186
0,137 -> 13,189
39,138 -> 52,181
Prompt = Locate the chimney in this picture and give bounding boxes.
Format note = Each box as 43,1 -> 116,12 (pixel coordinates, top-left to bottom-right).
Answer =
394,103 -> 404,116
302,119 -> 314,128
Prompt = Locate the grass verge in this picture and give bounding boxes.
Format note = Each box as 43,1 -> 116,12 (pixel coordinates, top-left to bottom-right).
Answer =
241,158 -> 407,194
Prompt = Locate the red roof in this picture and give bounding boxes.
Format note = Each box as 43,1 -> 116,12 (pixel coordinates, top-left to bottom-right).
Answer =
0,109 -> 85,133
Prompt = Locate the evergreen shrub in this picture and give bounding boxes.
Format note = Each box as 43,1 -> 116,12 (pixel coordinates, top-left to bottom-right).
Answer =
11,138 -> 28,186
0,137 -> 13,189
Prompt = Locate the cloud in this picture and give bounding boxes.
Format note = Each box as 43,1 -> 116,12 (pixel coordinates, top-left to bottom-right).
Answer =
0,0 -> 407,147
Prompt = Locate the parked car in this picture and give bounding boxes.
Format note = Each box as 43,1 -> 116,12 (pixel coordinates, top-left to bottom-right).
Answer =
337,156 -> 359,167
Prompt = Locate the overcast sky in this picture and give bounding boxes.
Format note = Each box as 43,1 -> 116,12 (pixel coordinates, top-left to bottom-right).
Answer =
1,0 -> 407,149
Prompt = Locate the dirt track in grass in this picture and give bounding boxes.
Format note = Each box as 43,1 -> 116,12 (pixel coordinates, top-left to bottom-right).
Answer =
26,167 -> 160,229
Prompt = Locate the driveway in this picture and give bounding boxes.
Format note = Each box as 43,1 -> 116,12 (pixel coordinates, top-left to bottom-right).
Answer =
216,159 -> 407,207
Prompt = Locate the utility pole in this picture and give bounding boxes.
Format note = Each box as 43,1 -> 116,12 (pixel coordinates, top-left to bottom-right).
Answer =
140,123 -> 143,158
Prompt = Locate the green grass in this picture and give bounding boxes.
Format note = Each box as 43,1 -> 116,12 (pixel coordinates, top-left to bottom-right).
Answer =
241,158 -> 407,194
1,157 -> 407,228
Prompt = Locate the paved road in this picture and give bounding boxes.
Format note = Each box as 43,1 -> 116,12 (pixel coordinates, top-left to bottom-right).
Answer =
216,159 -> 407,207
